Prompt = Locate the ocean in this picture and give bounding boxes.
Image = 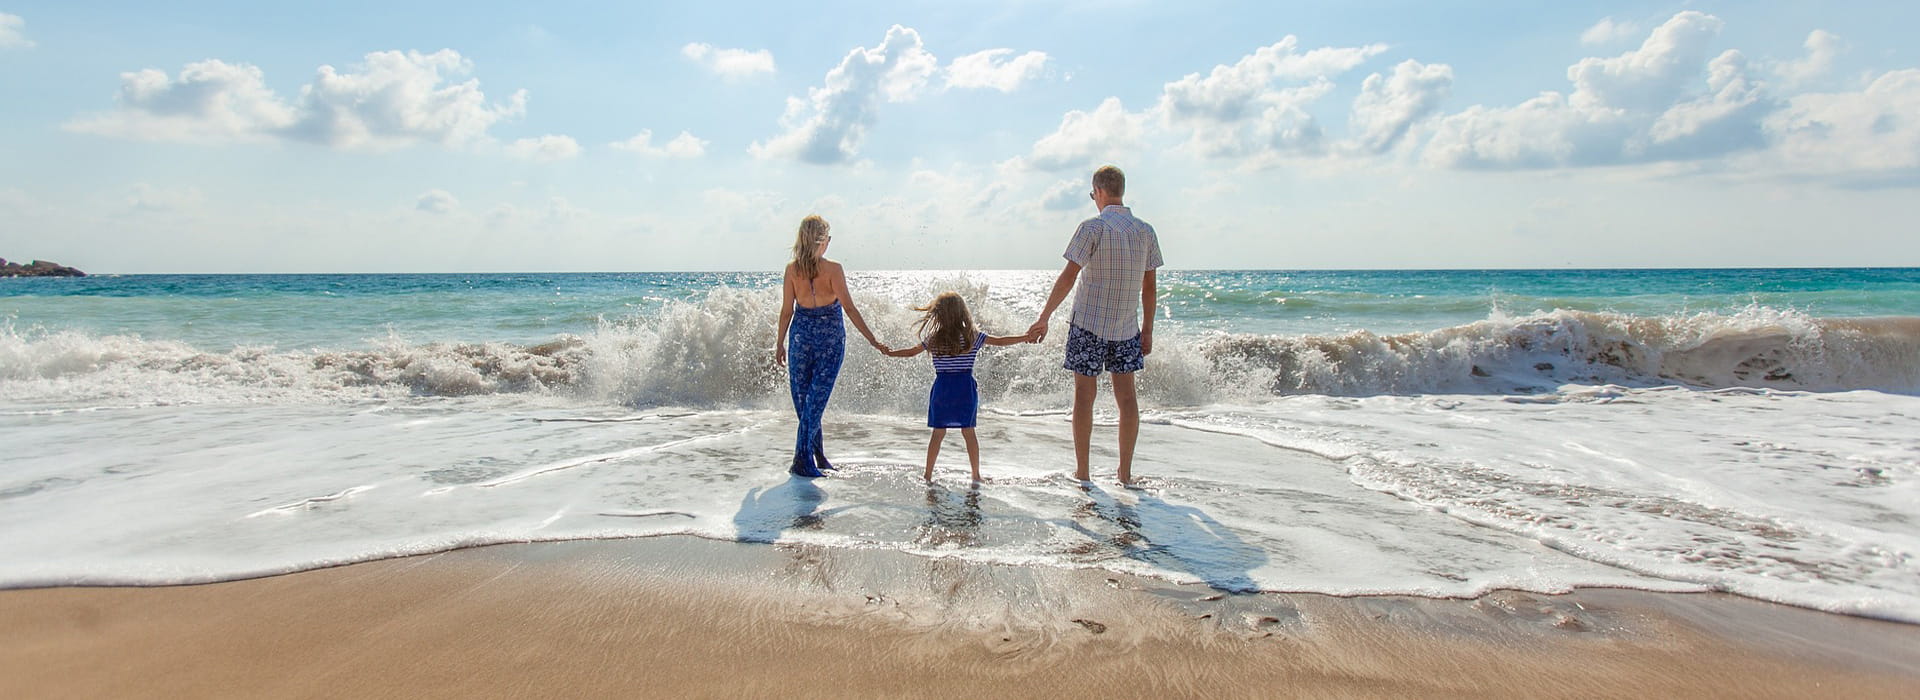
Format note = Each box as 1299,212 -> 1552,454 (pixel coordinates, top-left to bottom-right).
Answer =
3,269 -> 1918,621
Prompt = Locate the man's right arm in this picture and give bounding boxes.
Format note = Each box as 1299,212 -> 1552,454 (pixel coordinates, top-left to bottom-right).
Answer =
1033,220 -> 1100,341
1028,261 -> 1081,342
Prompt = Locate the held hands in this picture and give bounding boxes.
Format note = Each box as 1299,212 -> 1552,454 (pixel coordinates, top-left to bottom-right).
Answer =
1026,319 -> 1049,343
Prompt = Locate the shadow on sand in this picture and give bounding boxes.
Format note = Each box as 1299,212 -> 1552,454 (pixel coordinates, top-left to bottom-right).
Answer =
732,476 -> 854,544
1061,485 -> 1269,594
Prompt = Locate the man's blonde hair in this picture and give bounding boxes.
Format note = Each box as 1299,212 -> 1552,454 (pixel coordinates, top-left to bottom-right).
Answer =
1092,165 -> 1125,198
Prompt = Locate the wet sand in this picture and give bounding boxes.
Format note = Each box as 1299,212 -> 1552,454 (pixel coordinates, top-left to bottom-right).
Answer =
3,536 -> 1917,699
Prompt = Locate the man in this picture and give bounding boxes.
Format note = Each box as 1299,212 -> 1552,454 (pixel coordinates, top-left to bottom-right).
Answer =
1028,165 -> 1163,484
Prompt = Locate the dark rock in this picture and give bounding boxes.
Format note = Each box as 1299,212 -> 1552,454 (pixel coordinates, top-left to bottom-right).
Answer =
1534,362 -> 1555,371
1,258 -> 86,277
1470,366 -> 1491,377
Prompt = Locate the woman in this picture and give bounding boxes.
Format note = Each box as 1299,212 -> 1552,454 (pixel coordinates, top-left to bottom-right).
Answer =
775,215 -> 884,477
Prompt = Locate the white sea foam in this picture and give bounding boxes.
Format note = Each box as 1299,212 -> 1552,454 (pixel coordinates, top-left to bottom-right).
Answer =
3,381 -> 1917,622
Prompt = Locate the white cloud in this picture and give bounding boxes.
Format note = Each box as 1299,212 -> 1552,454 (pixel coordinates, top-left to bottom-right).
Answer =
65,49 -> 529,151
0,12 -> 33,49
1348,60 -> 1454,154
1567,11 -> 1725,112
1424,11 -> 1769,169
64,60 -> 297,143
1423,93 -> 1615,169
505,134 -> 582,161
286,50 -> 527,150
681,42 -> 776,80
610,129 -> 707,158
416,189 -> 458,214
1580,17 -> 1639,46
1645,50 -> 1770,158
1156,35 -> 1387,158
1020,97 -> 1145,171
946,49 -> 1049,92
751,25 -> 939,164
1040,179 -> 1088,211
1772,30 -> 1843,87
1762,68 -> 1920,176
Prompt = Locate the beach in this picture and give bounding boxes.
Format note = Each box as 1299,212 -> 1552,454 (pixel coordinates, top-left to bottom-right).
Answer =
13,0 -> 1920,693
5,536 -> 1917,699
4,269 -> 1920,696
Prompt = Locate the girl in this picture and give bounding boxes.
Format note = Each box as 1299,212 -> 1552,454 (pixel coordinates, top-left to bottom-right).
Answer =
776,215 -> 885,478
882,292 -> 1032,483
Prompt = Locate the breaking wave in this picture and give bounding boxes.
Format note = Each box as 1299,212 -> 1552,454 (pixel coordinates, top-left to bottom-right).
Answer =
3,288 -> 1916,407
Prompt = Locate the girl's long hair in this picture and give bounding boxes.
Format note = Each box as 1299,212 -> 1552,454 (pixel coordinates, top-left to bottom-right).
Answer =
791,215 -> 829,280
914,292 -> 979,356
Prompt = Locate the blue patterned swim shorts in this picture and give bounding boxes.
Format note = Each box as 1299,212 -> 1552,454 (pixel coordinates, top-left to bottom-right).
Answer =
1064,324 -> 1143,377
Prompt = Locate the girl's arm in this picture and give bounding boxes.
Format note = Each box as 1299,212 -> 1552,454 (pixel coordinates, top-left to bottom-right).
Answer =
828,262 -> 885,351
983,333 -> 1030,347
775,266 -> 795,366
882,344 -> 925,358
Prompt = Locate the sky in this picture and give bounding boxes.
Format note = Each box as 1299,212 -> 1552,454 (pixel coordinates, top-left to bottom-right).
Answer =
2,1 -> 1918,273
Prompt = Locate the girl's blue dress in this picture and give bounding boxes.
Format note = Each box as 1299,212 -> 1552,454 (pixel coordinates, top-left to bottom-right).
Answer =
926,332 -> 986,429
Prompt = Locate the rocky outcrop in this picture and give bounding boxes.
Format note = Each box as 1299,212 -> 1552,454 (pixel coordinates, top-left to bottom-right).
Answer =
0,258 -> 87,277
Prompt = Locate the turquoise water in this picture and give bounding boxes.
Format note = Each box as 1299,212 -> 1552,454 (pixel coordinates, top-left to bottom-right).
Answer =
6,268 -> 1916,350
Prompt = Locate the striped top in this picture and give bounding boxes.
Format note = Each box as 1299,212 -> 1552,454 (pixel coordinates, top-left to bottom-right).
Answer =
1065,204 -> 1164,341
926,332 -> 988,374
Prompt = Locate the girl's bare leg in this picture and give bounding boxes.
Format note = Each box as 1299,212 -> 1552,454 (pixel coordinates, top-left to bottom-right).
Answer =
924,429 -> 946,481
961,428 -> 981,483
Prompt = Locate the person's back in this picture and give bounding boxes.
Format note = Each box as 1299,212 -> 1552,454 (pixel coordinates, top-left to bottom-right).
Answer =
1068,206 -> 1160,342
787,259 -> 842,308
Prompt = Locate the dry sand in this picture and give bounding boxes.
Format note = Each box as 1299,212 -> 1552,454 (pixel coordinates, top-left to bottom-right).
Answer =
3,536 -> 1917,699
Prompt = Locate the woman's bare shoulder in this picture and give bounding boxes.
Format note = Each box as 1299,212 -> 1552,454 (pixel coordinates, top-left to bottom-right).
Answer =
817,258 -> 846,276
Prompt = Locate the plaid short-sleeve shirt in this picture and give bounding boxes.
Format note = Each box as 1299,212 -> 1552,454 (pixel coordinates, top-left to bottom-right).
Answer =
1064,205 -> 1163,341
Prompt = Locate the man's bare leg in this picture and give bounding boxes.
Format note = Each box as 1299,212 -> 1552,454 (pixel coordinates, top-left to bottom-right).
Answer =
1072,372 -> 1097,481
1111,371 -> 1139,484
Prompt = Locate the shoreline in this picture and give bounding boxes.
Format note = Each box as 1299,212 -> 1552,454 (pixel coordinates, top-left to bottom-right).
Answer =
3,536 -> 1915,699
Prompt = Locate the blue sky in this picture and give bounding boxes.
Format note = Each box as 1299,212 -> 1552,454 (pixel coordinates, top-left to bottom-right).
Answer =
3,1 -> 1918,272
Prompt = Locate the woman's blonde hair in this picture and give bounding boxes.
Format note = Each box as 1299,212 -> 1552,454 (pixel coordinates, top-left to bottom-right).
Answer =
791,215 -> 830,280
914,292 -> 979,356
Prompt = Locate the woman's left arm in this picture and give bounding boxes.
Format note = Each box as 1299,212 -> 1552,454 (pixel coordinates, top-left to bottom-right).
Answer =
776,267 -> 795,366
831,264 -> 885,350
